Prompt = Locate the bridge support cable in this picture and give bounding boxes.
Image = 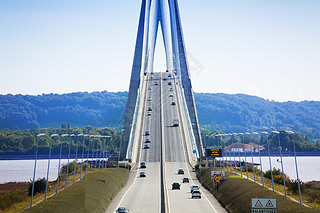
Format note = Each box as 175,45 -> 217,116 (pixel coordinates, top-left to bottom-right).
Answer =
122,0 -> 204,161
172,0 -> 204,158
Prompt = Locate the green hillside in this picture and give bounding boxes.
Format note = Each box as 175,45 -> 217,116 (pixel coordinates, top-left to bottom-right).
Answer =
1,91 -> 320,141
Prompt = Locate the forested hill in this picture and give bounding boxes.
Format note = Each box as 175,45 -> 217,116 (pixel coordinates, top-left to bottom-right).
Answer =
1,91 -> 320,140
195,93 -> 320,140
0,91 -> 127,130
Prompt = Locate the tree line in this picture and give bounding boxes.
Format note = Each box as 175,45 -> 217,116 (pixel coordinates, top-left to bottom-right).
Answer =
201,129 -> 320,152
1,91 -> 320,142
0,125 -> 120,156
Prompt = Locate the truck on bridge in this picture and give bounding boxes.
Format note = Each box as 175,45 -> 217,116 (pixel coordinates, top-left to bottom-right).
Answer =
172,119 -> 179,127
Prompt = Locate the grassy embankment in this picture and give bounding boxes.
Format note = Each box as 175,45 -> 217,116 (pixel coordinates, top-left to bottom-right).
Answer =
23,168 -> 129,213
197,166 -> 319,213
0,166 -> 129,213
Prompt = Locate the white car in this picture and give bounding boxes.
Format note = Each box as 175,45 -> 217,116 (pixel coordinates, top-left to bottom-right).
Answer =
192,190 -> 201,199
190,185 -> 200,193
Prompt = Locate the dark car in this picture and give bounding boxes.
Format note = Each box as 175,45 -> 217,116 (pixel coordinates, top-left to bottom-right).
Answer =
172,182 -> 180,190
144,144 -> 150,149
140,162 -> 146,168
116,207 -> 129,213
178,169 -> 184,174
140,172 -> 146,177
171,102 -> 176,105
168,74 -> 172,77
148,107 -> 152,111
182,177 -> 189,183
145,138 -> 151,143
168,82 -> 172,85
145,130 -> 150,135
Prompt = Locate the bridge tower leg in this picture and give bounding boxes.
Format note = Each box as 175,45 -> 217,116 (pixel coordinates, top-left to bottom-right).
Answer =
121,0 -> 204,161
120,0 -> 147,160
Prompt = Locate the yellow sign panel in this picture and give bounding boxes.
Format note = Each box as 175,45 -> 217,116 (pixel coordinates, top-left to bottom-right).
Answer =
206,148 -> 222,157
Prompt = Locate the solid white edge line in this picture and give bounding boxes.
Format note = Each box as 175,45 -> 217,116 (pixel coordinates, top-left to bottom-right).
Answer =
114,74 -> 151,212
176,78 -> 219,213
184,161 -> 218,213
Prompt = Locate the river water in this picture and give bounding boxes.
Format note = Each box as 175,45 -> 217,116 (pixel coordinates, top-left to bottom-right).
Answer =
0,159 -> 75,184
0,156 -> 319,184
221,156 -> 320,182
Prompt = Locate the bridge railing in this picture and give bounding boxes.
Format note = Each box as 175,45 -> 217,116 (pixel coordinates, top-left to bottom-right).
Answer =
125,73 -> 147,161
176,76 -> 199,161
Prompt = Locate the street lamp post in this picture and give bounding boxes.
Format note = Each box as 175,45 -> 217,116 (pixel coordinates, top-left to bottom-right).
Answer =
273,130 -> 287,198
90,135 -> 95,173
287,130 -> 302,206
215,135 -> 220,168
222,134 -> 228,170
94,135 -> 100,172
56,134 -> 68,195
228,133 -> 233,172
232,133 -> 238,174
242,133 -> 249,179
103,136 -> 111,169
101,135 -> 106,169
78,134 -> 84,180
72,134 -> 80,185
98,136 -> 102,170
84,134 -> 89,178
65,134 -> 74,191
30,133 -> 46,209
247,132 -> 256,182
238,133 -> 244,177
224,134 -> 229,172
262,131 -> 274,191
252,132 -> 260,185
44,134 -> 59,201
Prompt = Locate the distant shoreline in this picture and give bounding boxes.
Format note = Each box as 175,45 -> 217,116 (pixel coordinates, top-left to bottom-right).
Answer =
0,152 -> 320,160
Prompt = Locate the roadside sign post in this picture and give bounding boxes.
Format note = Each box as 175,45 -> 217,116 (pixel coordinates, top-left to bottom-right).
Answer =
214,174 -> 221,192
251,198 -> 277,213
211,170 -> 226,179
211,171 -> 224,192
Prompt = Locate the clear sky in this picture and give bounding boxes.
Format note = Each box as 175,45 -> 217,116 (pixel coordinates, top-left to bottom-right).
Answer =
0,0 -> 319,102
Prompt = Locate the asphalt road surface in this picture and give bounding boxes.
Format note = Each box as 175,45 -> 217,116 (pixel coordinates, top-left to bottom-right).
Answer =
106,72 -> 226,213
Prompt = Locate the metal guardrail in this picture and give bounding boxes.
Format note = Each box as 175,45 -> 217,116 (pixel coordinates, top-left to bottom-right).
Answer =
176,76 -> 199,161
125,73 -> 146,160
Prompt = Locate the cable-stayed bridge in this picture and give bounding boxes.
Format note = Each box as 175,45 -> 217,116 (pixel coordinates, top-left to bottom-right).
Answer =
109,0 -> 227,212
121,0 -> 203,164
